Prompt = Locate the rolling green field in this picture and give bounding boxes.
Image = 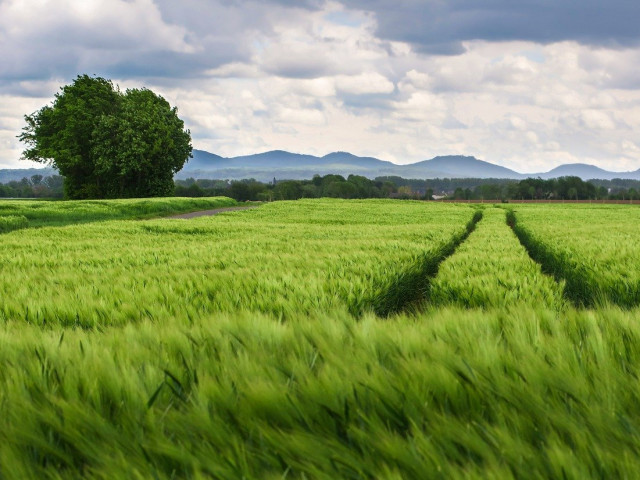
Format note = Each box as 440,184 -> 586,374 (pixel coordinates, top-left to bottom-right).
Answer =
0,197 -> 238,231
1,198 -> 640,479
510,204 -> 640,307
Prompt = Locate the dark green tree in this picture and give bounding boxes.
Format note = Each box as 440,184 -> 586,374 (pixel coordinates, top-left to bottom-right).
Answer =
274,180 -> 303,200
326,181 -> 358,199
19,75 -> 192,199
91,88 -> 192,197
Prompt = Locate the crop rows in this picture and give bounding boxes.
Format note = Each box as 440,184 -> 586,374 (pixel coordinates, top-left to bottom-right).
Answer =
429,208 -> 564,309
2,198 -> 640,479
0,199 -> 477,326
509,205 -> 640,307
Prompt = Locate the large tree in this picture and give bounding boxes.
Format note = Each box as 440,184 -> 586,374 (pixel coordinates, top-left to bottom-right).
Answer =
19,75 -> 192,199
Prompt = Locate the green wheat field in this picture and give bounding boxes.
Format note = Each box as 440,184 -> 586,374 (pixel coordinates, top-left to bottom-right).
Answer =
1,197 -> 640,479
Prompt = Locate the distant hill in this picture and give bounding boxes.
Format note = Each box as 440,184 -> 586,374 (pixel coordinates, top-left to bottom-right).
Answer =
534,163 -> 640,181
182,149 -> 393,172
177,150 -> 525,181
178,149 -> 400,180
399,155 -> 524,179
318,152 -> 394,168
181,150 -> 224,170
2,151 -> 638,183
179,149 -> 640,182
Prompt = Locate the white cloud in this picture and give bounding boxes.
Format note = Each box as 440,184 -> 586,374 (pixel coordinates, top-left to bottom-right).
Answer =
0,0 -> 195,57
0,93 -> 58,169
335,73 -> 394,95
1,1 -> 640,175
400,70 -> 433,91
580,110 -> 617,130
205,63 -> 263,79
274,107 -> 326,126
482,55 -> 539,85
391,92 -> 447,122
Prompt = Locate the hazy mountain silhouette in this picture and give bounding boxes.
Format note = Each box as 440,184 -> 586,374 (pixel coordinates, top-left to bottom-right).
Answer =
534,163 -> 640,181
399,155 -> 524,179
179,150 -> 223,170
3,150 -> 638,183
184,150 -> 392,169
179,149 -> 640,181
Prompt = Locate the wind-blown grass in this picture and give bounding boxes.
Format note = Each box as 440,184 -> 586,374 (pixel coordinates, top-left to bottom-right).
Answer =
2,308 -> 640,478
0,196 -> 238,229
0,215 -> 28,233
2,199 -> 640,478
0,199 -> 476,326
430,207 -> 564,309
509,204 -> 640,307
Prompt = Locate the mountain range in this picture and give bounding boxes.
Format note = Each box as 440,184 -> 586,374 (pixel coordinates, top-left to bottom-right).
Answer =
2,150 -> 639,183
176,150 -> 640,182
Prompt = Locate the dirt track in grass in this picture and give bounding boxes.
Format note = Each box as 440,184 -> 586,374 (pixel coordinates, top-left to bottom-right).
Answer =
166,205 -> 260,219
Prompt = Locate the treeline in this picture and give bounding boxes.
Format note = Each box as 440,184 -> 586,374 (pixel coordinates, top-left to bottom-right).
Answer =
384,176 -> 516,193
461,177 -> 637,201
450,177 -> 603,201
175,175 -> 402,201
589,179 -> 640,200
175,174 -> 640,202
0,175 -> 64,198
442,177 -> 640,201
3,173 -> 640,201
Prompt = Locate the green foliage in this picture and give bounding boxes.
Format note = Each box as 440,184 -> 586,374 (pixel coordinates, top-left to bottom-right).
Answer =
2,199 -> 640,478
0,199 -> 475,326
172,175 -> 640,202
430,208 -> 564,308
0,175 -> 64,198
175,173 -> 395,201
591,178 -> 640,199
514,177 -> 598,200
3,308 -> 640,478
19,75 -> 192,199
91,88 -> 192,198
19,75 -> 120,198
273,180 -> 303,200
510,205 -> 640,307
0,196 -> 236,228
0,215 -> 28,233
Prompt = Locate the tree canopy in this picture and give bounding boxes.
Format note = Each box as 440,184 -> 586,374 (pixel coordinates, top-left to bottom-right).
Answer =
19,75 -> 192,199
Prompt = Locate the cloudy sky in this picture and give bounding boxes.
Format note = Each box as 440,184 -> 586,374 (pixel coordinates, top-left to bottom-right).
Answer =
2,0 -> 640,173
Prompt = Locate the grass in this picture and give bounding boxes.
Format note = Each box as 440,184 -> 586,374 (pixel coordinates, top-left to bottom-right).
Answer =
0,214 -> 28,233
1,198 -> 640,478
0,199 -> 476,326
429,207 -> 564,309
509,204 -> 640,307
2,309 -> 640,478
0,196 -> 238,229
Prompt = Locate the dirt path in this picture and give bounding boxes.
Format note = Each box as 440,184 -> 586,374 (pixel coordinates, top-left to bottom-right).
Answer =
167,205 -> 260,219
